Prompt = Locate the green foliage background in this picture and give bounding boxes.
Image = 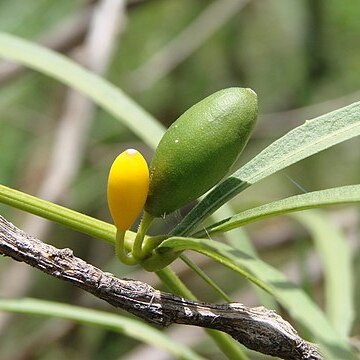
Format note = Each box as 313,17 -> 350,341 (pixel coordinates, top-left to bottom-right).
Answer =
0,1 -> 359,359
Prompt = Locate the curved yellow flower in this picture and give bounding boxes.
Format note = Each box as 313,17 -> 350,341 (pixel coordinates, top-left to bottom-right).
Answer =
107,149 -> 149,231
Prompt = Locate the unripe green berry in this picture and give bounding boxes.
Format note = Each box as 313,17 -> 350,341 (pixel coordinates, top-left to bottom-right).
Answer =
145,87 -> 258,217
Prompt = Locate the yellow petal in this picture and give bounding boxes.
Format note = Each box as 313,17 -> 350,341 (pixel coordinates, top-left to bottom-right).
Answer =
107,149 -> 149,231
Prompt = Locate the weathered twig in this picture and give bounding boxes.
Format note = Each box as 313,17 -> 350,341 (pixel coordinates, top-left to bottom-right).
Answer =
0,215 -> 321,360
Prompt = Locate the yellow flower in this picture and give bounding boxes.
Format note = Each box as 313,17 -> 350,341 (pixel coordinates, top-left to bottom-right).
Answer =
107,149 -> 149,231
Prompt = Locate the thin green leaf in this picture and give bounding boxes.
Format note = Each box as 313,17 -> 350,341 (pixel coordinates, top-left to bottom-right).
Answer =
173,102 -> 360,236
0,32 -> 165,148
0,298 -> 204,360
158,237 -> 356,359
291,211 -> 354,337
201,185 -> 360,236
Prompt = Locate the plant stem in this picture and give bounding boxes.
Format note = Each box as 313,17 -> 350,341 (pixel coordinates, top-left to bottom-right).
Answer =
115,230 -> 138,265
142,234 -> 167,254
0,185 -> 116,243
0,185 -> 137,249
156,266 -> 194,298
180,255 -> 231,302
132,211 -> 154,259
156,267 -> 249,360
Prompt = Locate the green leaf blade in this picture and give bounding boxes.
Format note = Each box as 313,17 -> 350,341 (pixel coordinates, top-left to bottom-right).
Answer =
203,185 -> 360,235
238,104 -> 360,184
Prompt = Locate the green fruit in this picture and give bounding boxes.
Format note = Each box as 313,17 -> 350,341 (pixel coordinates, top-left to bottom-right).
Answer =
145,87 -> 258,217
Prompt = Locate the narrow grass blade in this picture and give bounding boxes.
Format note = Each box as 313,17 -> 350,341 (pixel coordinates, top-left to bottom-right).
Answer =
291,211 -> 354,337
0,298 -> 204,360
201,185 -> 360,236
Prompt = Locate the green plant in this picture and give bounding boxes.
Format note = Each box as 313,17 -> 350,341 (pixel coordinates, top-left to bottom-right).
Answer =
145,87 -> 257,217
0,32 -> 359,359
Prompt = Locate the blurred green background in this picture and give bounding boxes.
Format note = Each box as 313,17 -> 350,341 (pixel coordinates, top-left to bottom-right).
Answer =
0,0 -> 359,359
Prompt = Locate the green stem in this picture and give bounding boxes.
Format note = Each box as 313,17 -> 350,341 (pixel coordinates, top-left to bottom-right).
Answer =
115,230 -> 138,265
156,266 -> 194,298
180,255 -> 231,302
0,184 -> 137,247
132,211 -> 154,259
156,267 -> 248,360
141,249 -> 180,272
142,235 -> 167,254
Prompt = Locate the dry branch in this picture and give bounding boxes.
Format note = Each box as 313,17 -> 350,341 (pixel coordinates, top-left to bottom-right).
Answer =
0,215 -> 322,360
